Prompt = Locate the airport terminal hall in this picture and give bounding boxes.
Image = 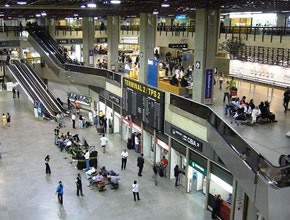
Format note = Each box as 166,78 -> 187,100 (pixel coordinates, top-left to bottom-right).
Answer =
1,0 -> 290,219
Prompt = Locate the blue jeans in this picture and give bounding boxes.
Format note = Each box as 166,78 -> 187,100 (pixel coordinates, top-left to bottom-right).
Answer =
86,159 -> 90,170
54,135 -> 58,145
175,176 -> 179,186
224,105 -> 232,115
79,120 -> 83,129
135,144 -> 139,152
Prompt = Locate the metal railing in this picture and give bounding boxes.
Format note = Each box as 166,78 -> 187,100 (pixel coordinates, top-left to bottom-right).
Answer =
220,26 -> 290,43
170,93 -> 290,188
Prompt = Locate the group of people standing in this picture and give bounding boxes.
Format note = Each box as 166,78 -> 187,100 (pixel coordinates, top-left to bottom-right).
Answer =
12,87 -> 20,99
1,113 -> 11,128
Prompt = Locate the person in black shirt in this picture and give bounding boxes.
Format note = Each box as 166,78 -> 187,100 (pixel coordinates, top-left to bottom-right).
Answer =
212,194 -> 222,219
76,173 -> 84,196
137,154 -> 144,176
170,75 -> 179,87
180,76 -> 189,87
45,155 -> 51,174
54,127 -> 60,145
174,165 -> 181,187
283,87 -> 290,113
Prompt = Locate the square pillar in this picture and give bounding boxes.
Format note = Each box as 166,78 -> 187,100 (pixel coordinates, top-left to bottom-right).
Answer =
82,17 -> 95,66
139,13 -> 156,84
192,9 -> 220,104
107,16 -> 120,71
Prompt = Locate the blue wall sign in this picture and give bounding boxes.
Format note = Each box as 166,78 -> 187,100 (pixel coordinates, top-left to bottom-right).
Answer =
147,58 -> 159,88
204,69 -> 213,104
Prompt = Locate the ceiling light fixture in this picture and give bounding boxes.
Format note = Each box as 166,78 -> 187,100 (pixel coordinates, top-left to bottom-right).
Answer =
87,2 -> 97,8
111,0 -> 121,4
4,4 -> 10,7
17,1 -> 27,5
41,11 -> 47,16
153,9 -> 159,15
80,4 -> 86,8
0,14 -> 4,17
35,14 -> 41,17
161,0 -> 170,7
74,13 -> 79,17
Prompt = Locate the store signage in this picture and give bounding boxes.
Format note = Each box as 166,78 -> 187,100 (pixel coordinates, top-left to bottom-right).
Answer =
120,36 -> 139,44
96,38 -> 107,43
57,39 -> 69,44
230,60 -> 290,85
171,127 -> 203,152
189,160 -> 207,176
204,69 -> 213,104
108,93 -> 121,106
156,138 -> 169,151
168,43 -> 188,49
132,123 -> 142,132
122,117 -> 131,127
70,39 -> 83,44
0,40 -> 20,47
68,92 -> 92,105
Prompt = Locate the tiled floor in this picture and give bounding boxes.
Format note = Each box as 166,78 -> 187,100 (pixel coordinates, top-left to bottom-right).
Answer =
211,79 -> 290,165
0,91 -> 211,220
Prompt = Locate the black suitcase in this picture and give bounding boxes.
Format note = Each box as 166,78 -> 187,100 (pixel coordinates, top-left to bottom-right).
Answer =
127,138 -> 134,149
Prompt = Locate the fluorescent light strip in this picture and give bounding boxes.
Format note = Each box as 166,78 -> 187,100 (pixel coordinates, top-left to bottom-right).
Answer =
87,3 -> 97,8
111,0 -> 121,4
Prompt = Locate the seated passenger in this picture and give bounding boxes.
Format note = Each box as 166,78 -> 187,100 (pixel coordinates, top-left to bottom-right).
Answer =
85,167 -> 97,179
108,175 -> 120,189
101,166 -> 109,177
88,173 -> 104,187
240,96 -> 247,105
264,101 -> 277,122
180,76 -> 189,87
170,75 -> 179,87
224,98 -> 239,115
249,99 -> 255,110
251,106 -> 261,124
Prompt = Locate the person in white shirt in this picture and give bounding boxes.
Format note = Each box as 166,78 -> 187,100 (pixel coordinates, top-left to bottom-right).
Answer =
100,134 -> 109,153
175,67 -> 180,80
121,149 -> 128,170
251,106 -> 261,124
132,180 -> 140,201
84,150 -> 90,171
71,113 -> 76,129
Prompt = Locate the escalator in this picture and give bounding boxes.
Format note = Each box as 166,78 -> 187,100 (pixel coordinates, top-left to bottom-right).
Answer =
6,60 -> 67,118
26,26 -> 120,88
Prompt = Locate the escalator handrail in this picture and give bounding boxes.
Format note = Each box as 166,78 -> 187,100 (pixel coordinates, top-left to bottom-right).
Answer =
20,61 -> 65,114
7,65 -> 37,103
24,61 -> 67,114
13,62 -> 57,117
14,61 -> 59,115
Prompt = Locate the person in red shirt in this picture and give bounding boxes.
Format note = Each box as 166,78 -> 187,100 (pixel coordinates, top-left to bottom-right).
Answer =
160,156 -> 168,177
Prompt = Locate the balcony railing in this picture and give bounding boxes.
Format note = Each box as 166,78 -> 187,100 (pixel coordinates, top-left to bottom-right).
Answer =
170,93 -> 290,188
220,26 -> 290,43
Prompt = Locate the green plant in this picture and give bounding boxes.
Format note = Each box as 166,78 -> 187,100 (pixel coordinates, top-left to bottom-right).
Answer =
220,39 -> 245,58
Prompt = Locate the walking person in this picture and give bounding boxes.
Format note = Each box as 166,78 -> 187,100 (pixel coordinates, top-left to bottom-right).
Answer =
12,87 -> 16,98
54,127 -> 60,145
121,149 -> 128,170
75,173 -> 84,196
17,89 -> 20,98
6,113 -> 11,127
45,155 -> 51,174
219,72 -> 224,89
174,165 -> 181,187
134,134 -> 139,153
56,181 -> 64,205
132,180 -> 140,202
100,134 -> 109,153
1,113 -> 7,128
137,153 -> 144,176
223,81 -> 231,104
212,194 -> 223,219
152,164 -> 158,186
160,156 -> 168,177
71,113 -> 76,129
283,87 -> 290,113
84,150 -> 90,171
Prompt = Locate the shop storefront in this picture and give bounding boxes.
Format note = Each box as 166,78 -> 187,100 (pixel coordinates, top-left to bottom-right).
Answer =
121,116 -> 131,142
142,124 -> 155,164
99,91 -> 122,134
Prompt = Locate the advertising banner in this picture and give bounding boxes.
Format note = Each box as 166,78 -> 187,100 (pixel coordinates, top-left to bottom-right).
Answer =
230,60 -> 290,85
204,69 -> 213,104
147,59 -> 159,88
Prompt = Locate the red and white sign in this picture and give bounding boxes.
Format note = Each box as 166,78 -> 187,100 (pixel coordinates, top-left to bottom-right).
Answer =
122,117 -> 131,127
156,138 -> 169,151
132,123 -> 142,133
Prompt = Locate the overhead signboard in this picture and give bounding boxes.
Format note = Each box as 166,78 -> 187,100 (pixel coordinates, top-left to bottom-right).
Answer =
96,38 -> 107,43
120,36 -> 139,44
122,78 -> 165,131
57,39 -> 69,44
171,127 -> 203,152
168,43 -> 188,49
0,40 -> 20,47
70,39 -> 83,44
